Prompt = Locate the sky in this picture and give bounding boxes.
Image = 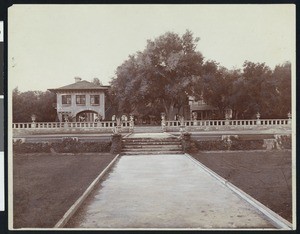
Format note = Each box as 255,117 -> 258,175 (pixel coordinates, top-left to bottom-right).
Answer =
8,4 -> 295,92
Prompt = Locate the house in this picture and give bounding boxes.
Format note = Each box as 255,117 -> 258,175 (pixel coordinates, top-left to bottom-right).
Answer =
188,96 -> 218,120
48,77 -> 110,122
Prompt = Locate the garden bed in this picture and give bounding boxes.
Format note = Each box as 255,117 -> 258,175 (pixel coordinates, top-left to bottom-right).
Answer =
13,138 -> 111,153
190,135 -> 291,152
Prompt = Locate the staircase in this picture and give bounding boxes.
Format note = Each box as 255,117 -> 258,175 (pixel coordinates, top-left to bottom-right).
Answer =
122,133 -> 183,155
133,126 -> 163,133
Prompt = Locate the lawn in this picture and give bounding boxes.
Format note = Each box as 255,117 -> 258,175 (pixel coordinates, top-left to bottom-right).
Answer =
13,153 -> 116,228
13,150 -> 292,228
191,150 -> 292,222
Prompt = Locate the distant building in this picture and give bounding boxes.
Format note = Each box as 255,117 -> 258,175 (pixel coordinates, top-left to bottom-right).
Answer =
48,77 -> 109,122
188,96 -> 218,120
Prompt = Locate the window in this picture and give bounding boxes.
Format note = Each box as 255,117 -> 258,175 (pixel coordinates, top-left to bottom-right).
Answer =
90,95 -> 100,105
62,95 -> 71,105
76,95 -> 86,105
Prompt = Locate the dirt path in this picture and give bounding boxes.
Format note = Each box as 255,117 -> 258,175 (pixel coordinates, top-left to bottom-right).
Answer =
191,150 -> 292,222
13,153 -> 116,228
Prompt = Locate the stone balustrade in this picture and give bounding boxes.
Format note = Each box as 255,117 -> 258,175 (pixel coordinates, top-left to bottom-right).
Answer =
165,118 -> 291,131
12,121 -> 131,129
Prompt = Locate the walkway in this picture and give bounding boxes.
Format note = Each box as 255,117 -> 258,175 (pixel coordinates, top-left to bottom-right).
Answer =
66,154 -> 280,229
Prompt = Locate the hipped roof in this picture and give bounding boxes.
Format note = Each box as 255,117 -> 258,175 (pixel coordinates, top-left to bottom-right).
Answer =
48,80 -> 110,93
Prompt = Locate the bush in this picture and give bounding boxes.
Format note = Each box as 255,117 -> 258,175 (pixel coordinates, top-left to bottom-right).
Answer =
13,140 -> 51,153
194,139 -> 265,151
275,135 -> 292,149
13,138 -> 112,153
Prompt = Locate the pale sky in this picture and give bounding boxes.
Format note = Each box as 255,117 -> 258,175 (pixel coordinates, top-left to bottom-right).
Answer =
8,4 -> 295,91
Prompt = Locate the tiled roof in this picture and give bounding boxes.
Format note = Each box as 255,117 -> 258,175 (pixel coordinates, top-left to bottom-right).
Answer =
190,104 -> 218,111
48,80 -> 110,92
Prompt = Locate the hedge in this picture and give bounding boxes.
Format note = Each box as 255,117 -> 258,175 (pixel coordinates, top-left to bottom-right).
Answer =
13,138 -> 111,154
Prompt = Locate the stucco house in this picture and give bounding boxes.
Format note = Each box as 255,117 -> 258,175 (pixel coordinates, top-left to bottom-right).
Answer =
188,96 -> 218,120
48,77 -> 110,122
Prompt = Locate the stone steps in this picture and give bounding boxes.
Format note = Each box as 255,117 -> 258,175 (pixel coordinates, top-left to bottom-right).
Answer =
123,145 -> 182,149
122,151 -> 184,155
122,135 -> 183,155
133,126 -> 163,133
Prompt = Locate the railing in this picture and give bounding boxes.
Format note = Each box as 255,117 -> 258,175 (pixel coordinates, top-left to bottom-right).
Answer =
165,119 -> 291,128
12,121 -> 132,129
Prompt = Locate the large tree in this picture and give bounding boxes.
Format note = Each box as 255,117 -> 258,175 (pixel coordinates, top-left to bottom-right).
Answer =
110,30 -> 204,119
13,88 -> 57,122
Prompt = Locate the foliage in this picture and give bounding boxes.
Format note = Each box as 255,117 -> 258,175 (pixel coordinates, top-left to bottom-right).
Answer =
195,61 -> 291,119
91,78 -> 103,86
275,135 -> 292,149
13,140 -> 51,153
194,139 -> 264,151
13,88 -> 57,122
110,30 -> 291,120
13,138 -> 112,153
110,30 -> 204,119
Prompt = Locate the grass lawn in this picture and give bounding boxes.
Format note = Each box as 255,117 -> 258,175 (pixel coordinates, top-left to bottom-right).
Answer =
191,150 -> 292,222
13,153 -> 116,228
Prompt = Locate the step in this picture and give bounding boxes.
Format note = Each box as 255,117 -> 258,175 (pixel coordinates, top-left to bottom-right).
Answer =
123,138 -> 180,143
121,151 -> 183,155
123,145 -> 182,149
122,148 -> 182,152
123,142 -> 181,146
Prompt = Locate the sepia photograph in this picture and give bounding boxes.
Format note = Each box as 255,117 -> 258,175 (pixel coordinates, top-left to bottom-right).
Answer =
8,4 -> 295,230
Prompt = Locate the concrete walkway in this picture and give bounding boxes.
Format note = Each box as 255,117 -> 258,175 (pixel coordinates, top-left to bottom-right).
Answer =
66,154 -> 279,229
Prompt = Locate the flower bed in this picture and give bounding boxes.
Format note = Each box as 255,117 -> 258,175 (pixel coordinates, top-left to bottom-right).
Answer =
193,136 -> 291,151
13,138 -> 111,153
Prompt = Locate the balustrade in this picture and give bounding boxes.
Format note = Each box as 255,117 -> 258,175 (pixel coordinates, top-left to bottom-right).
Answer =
12,118 -> 290,130
165,118 -> 290,129
12,121 -> 131,129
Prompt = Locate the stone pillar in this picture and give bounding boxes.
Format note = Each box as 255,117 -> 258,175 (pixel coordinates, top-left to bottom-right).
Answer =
110,133 -> 122,154
179,116 -> 185,133
192,112 -> 197,126
161,113 -> 166,132
31,114 -> 36,128
129,115 -> 134,133
181,132 -> 191,153
256,112 -> 261,125
287,112 -> 292,125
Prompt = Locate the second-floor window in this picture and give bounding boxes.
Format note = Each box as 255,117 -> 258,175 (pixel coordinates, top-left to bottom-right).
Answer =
62,95 -> 71,105
90,95 -> 100,105
76,95 -> 86,105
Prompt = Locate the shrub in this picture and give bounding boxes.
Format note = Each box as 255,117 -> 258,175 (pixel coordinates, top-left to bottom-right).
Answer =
13,140 -> 51,153
13,138 -> 112,154
193,139 -> 265,151
275,135 -> 292,149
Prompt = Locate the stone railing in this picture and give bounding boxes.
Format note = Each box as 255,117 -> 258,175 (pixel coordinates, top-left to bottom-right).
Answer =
164,118 -> 291,132
12,121 -> 133,136
12,121 -> 131,129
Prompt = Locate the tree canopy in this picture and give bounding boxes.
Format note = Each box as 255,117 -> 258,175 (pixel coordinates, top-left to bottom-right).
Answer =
194,61 -> 291,119
110,30 -> 204,119
13,88 -> 57,122
110,30 -> 292,120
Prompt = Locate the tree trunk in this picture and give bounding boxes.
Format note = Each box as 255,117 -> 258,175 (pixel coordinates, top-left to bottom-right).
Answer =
163,99 -> 175,120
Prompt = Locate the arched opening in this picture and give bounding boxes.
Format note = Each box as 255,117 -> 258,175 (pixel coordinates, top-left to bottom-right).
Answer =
76,110 -> 102,122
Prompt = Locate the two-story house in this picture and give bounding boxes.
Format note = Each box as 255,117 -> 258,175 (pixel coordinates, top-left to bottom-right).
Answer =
188,96 -> 218,120
48,77 -> 109,122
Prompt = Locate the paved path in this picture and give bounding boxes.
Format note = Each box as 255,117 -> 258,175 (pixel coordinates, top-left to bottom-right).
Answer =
66,154 -> 277,229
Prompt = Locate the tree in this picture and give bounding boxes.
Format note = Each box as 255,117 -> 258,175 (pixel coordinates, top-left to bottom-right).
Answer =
13,88 -> 57,122
110,30 -> 204,119
91,78 -> 103,86
271,62 -> 291,118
